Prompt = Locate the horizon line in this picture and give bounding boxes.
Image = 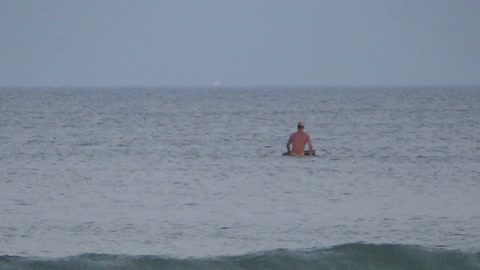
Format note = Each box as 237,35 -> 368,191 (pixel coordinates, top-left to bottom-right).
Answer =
1,83 -> 479,89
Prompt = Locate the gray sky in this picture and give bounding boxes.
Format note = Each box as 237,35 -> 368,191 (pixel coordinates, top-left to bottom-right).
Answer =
1,0 -> 479,87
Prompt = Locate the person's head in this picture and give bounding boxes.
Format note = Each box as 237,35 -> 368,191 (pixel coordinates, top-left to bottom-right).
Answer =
297,121 -> 305,130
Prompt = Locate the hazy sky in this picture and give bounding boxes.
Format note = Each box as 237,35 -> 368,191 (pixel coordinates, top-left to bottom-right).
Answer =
1,0 -> 479,87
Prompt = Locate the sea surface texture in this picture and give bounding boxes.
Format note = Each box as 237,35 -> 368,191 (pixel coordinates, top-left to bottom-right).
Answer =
1,86 -> 479,269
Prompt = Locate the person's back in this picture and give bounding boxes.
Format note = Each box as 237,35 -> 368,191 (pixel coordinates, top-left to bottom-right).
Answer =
286,122 -> 313,155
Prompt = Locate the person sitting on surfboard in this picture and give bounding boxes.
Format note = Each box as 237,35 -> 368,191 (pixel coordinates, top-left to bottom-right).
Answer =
286,121 -> 314,156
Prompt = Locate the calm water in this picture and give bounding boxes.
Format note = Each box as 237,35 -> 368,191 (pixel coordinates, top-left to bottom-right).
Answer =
0,86 -> 479,268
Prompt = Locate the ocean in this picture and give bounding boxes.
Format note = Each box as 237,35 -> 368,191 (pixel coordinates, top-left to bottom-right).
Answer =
1,86 -> 479,269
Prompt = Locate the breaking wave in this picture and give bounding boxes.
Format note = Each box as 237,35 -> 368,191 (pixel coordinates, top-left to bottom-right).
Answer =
1,243 -> 479,270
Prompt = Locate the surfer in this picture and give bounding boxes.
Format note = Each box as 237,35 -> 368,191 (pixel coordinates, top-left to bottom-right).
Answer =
286,121 -> 314,156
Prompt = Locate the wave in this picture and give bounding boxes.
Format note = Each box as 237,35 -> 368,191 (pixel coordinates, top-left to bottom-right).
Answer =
1,243 -> 479,270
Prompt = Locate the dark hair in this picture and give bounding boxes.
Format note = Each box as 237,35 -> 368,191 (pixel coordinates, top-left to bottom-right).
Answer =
297,124 -> 304,129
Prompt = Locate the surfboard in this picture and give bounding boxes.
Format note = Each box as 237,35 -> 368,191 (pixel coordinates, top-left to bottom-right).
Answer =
282,150 -> 316,156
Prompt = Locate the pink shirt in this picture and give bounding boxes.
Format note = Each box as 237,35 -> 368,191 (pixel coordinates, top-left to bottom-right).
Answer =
287,131 -> 313,155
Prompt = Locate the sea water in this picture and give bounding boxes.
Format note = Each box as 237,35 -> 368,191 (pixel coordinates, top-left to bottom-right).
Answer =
0,86 -> 479,269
